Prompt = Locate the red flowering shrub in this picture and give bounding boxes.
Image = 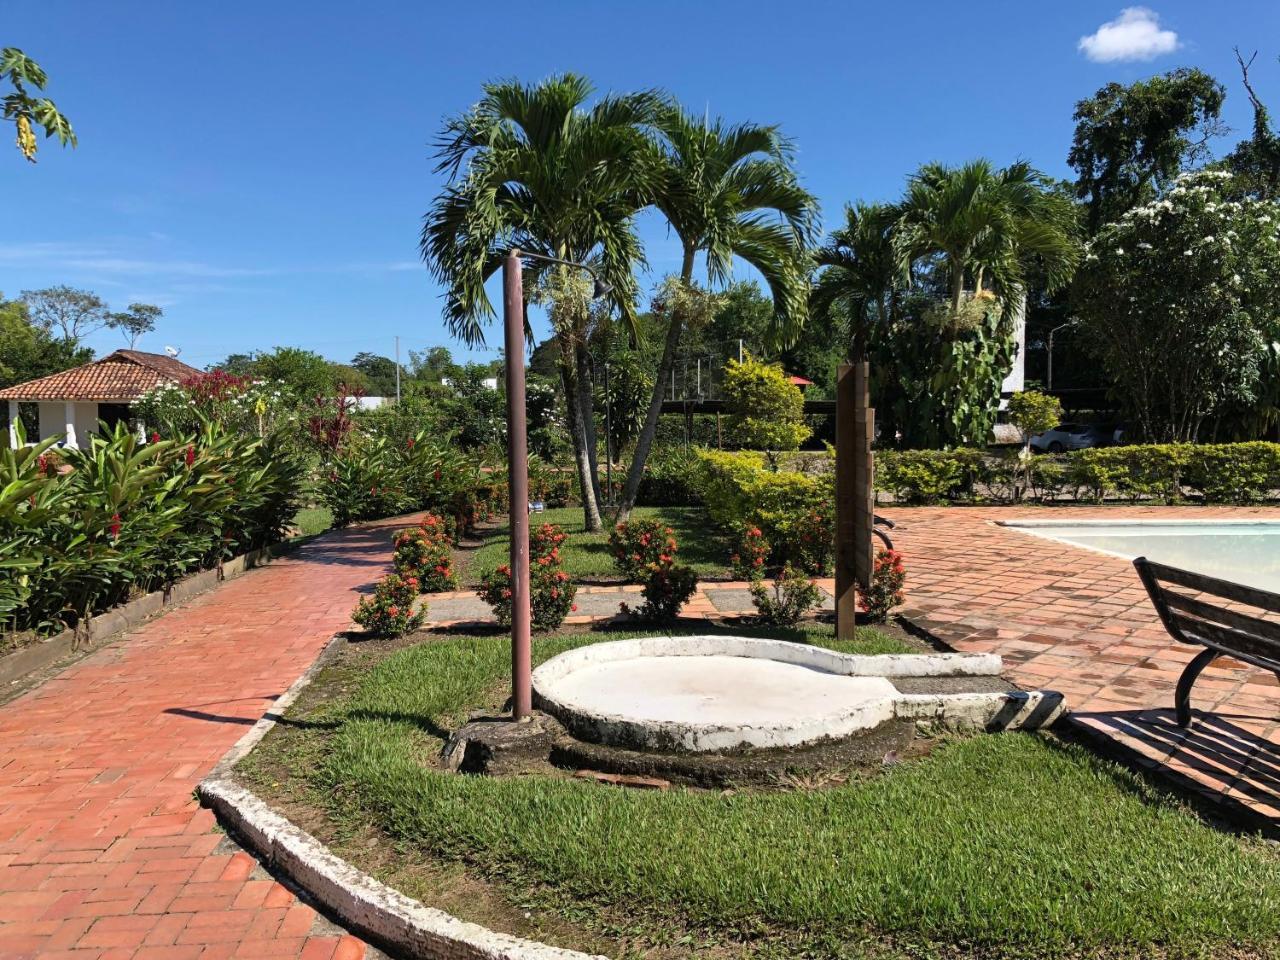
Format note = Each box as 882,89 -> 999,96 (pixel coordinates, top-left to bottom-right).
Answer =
477,523 -> 576,631
608,518 -> 678,582
621,559 -> 698,624
771,508 -> 835,576
729,525 -> 770,581
750,563 -> 822,626
859,549 -> 906,623
351,573 -> 426,636
392,515 -> 458,593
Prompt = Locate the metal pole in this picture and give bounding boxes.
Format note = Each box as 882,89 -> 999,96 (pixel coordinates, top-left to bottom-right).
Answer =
738,338 -> 743,363
1047,329 -> 1055,392
503,251 -> 532,720
394,335 -> 401,403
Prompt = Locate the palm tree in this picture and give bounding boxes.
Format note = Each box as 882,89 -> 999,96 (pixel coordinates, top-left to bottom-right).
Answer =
894,159 -> 1079,318
810,202 -> 900,364
614,108 -> 818,519
422,74 -> 664,531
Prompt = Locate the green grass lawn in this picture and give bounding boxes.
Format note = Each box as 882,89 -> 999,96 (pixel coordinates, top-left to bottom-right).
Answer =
291,506 -> 334,538
465,506 -> 732,583
244,625 -> 1280,960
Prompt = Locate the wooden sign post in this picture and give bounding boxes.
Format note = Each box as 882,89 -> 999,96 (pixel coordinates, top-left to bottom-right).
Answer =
835,361 -> 875,641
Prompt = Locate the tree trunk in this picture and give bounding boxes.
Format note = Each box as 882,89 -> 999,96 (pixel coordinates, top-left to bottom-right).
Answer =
575,340 -> 604,521
949,260 -> 965,314
613,246 -> 697,521
559,337 -> 603,532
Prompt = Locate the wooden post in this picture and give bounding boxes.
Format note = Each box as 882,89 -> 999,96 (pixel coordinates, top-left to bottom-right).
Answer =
836,362 -> 875,640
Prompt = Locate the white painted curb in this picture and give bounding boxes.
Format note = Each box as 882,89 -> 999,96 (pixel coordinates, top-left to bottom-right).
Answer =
198,637 -> 605,960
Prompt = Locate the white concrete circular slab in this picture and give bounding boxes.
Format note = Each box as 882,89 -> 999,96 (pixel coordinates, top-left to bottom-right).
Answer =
550,654 -> 896,728
533,636 -> 908,752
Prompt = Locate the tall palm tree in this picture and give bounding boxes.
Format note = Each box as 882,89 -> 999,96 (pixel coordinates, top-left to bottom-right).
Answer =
614,108 -> 818,519
422,74 -> 664,531
894,159 -> 1079,317
810,201 -> 900,364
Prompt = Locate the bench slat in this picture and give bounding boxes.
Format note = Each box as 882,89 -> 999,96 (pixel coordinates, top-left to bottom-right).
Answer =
1167,611 -> 1280,672
1141,559 -> 1280,614
1161,589 -> 1280,644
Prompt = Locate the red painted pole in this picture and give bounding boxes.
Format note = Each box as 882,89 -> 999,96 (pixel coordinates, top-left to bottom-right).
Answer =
503,250 -> 532,720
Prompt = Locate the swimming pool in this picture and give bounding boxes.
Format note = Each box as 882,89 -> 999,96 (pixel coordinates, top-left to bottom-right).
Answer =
1001,520 -> 1280,593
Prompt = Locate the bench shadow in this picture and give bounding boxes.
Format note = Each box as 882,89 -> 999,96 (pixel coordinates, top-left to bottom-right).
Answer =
1069,707 -> 1280,834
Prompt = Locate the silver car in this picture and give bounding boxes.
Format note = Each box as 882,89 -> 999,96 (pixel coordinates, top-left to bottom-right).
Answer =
1029,422 -> 1110,453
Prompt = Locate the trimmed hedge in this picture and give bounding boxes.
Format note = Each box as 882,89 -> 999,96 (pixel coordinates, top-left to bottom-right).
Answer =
875,442 -> 1280,505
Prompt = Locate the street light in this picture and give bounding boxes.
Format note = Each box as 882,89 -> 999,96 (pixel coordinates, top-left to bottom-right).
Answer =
1047,320 -> 1076,392
502,248 -> 610,720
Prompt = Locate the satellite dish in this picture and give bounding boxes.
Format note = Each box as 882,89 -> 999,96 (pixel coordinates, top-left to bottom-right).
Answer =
164,345 -> 181,358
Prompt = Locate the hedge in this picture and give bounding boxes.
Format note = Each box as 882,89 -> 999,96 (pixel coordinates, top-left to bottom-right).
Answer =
2,421 -> 306,637
875,442 -> 1280,505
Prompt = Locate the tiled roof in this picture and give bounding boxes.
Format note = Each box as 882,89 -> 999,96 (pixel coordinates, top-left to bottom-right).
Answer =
0,350 -> 204,402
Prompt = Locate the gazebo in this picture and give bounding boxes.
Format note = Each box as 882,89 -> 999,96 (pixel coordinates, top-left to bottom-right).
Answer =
1,349 -> 202,449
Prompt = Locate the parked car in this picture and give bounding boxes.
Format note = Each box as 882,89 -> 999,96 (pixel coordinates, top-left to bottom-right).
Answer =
1029,422 -> 1111,453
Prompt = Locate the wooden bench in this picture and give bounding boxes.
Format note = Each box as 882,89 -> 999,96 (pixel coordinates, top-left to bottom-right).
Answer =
1134,557 -> 1280,727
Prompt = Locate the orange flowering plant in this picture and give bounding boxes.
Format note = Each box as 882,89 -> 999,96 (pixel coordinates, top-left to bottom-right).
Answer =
392,514 -> 458,593
608,518 -> 678,582
477,523 -> 577,631
351,573 -> 426,637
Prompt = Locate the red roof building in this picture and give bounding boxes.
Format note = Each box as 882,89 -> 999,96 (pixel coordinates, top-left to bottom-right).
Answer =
2,350 -> 203,448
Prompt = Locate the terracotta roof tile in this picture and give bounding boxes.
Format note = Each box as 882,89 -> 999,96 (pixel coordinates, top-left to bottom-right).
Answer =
0,351 -> 204,402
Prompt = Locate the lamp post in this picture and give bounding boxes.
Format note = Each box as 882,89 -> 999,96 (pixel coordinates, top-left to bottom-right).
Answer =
1047,320 -> 1075,392
502,249 -> 611,721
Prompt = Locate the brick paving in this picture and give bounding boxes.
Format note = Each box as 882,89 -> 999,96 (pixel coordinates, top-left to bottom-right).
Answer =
888,505 -> 1280,827
0,520 -> 409,960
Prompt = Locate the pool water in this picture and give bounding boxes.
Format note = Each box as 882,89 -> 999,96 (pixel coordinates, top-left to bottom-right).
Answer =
1004,521 -> 1280,593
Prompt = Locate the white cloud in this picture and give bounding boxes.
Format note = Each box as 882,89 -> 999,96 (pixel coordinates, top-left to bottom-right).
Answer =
1078,7 -> 1180,63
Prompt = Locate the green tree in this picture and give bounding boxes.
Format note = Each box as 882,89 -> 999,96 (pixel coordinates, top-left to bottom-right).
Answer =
2,47 -> 75,163
1007,390 -> 1063,490
220,347 -> 343,401
351,352 -> 399,396
1074,170 -> 1280,442
21,286 -> 108,342
895,159 -> 1080,320
0,294 -> 91,434
107,303 -> 162,349
721,356 -> 809,451
422,74 -> 663,530
811,202 -> 901,363
1068,68 -> 1226,232
615,107 -> 817,518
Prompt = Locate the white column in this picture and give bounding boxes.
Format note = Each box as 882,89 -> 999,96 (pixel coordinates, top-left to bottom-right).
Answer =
64,401 -> 77,450
7,401 -> 17,448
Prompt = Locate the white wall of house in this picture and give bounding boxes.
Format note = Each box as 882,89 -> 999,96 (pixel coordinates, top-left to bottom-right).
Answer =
998,294 -> 1028,406
36,401 -> 100,448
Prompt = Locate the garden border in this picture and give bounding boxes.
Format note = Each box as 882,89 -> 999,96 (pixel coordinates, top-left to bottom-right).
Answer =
197,637 -> 606,960
0,539 -> 304,690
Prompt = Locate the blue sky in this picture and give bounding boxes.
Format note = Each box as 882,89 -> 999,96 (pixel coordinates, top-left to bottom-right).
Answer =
3,1 -> 1279,369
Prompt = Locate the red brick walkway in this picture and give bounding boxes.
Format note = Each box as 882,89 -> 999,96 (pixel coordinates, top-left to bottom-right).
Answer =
889,505 -> 1280,826
0,521 -> 404,959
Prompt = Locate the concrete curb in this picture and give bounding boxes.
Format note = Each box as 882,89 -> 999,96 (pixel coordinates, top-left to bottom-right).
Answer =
0,543 -> 290,689
197,638 -> 606,960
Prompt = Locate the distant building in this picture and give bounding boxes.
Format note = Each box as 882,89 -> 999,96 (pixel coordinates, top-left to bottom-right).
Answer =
1,349 -> 203,448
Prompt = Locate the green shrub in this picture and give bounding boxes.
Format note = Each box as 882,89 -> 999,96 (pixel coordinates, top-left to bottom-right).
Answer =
1184,442 -> 1280,504
874,449 -> 983,504
637,446 -> 703,506
859,549 -> 906,623
692,449 -> 833,572
750,564 -> 823,626
721,356 -> 810,451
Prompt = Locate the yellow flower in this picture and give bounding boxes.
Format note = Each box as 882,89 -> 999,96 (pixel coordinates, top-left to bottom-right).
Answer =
16,114 -> 37,162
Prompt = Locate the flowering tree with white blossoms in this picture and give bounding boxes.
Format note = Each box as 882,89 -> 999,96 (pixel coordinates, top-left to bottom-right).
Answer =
1074,170 -> 1280,442
134,372 -> 295,439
